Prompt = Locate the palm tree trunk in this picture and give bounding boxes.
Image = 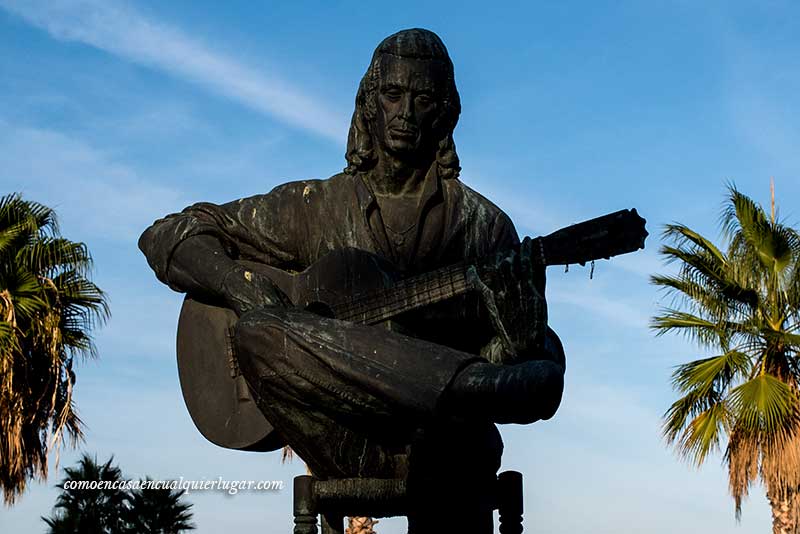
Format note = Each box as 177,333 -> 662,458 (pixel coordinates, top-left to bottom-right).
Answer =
768,486 -> 800,534
346,516 -> 378,534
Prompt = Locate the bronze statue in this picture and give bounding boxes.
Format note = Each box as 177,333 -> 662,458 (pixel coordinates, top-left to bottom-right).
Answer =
139,28 -> 645,533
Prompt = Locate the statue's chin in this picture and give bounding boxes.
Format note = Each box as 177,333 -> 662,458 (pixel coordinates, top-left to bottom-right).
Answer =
385,139 -> 418,155
380,141 -> 437,166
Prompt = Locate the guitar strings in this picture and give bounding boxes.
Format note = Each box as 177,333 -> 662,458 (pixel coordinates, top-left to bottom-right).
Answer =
339,268 -> 469,324
340,276 -> 463,324
331,262 -> 467,318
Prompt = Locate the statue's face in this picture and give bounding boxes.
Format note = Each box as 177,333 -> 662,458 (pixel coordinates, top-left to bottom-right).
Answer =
373,54 -> 447,160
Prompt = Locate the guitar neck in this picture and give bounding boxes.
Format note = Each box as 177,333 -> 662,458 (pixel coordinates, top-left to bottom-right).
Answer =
333,263 -> 470,325
331,208 -> 647,325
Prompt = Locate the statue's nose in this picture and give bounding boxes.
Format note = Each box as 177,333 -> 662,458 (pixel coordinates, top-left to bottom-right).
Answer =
398,94 -> 414,120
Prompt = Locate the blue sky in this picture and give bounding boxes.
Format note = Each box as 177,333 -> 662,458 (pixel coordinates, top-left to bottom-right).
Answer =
1,1 -> 799,532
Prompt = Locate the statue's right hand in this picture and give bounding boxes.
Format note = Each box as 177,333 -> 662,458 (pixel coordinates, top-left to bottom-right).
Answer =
220,265 -> 291,316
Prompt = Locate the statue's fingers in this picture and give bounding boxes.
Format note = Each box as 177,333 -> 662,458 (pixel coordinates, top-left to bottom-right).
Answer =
500,256 -> 514,282
520,248 -> 534,284
520,236 -> 534,259
512,246 -> 523,277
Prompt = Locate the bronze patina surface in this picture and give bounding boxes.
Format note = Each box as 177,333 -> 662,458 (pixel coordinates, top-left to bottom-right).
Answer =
140,28 -> 571,533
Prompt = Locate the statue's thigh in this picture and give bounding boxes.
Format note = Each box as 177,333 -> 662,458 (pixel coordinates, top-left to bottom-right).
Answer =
234,307 -> 478,422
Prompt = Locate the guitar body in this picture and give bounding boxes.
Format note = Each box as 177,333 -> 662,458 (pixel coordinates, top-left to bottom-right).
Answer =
177,248 -> 401,452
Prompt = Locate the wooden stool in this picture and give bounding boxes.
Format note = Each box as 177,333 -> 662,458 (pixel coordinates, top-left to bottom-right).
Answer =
293,470 -> 523,534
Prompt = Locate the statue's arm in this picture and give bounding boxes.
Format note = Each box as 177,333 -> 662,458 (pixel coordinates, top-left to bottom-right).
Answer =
167,234 -> 289,314
138,187 -> 305,313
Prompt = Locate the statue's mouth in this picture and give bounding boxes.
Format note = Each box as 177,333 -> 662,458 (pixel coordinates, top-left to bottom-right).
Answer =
389,128 -> 417,138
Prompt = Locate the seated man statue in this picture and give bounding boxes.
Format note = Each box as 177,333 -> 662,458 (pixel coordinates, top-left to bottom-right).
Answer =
139,28 -> 565,534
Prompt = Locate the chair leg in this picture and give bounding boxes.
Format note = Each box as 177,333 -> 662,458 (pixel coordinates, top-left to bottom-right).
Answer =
497,470 -> 523,534
294,475 -> 318,534
321,513 -> 344,534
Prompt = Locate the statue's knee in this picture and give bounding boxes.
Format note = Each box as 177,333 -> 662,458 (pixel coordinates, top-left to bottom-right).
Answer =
233,307 -> 290,367
539,362 -> 565,420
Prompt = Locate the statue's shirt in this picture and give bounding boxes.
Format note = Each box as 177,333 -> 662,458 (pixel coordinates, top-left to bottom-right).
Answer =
140,166 -> 520,352
142,165 -> 516,281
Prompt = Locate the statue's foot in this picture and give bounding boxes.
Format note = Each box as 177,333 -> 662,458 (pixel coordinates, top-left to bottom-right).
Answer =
442,359 -> 564,424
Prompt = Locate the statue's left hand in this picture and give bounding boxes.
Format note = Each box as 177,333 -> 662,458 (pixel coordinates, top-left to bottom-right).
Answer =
477,237 -> 548,363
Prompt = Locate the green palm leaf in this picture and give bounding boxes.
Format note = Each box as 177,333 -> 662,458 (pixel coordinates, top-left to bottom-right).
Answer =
676,402 -> 730,466
672,350 -> 751,394
663,223 -> 727,265
728,375 -> 799,435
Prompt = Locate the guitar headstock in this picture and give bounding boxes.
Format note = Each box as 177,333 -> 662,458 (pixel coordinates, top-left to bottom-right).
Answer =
538,208 -> 648,267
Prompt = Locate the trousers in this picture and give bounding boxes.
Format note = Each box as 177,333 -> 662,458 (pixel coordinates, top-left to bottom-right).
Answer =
234,307 -> 503,532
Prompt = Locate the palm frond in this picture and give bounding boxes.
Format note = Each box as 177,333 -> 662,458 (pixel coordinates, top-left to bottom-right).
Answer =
728,375 -> 799,436
726,428 -> 760,519
671,350 -> 751,395
723,186 -> 798,277
0,194 -> 58,235
664,387 -> 720,443
651,274 -> 742,318
675,402 -> 731,466
651,309 -> 738,348
20,238 -> 93,278
659,245 -> 727,285
663,223 -> 727,265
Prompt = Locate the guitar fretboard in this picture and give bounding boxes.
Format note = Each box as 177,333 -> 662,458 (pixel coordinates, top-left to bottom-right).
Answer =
324,208 -> 646,326
333,263 -> 469,325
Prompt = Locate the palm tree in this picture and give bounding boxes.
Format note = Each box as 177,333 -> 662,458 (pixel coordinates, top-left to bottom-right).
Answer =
124,478 -> 195,534
44,455 -> 196,534
43,454 -> 128,534
651,185 -> 800,533
0,194 -> 109,504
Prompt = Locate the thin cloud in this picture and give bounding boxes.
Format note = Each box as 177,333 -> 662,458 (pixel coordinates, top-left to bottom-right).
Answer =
0,120 -> 188,241
0,0 -> 347,142
550,284 -> 650,329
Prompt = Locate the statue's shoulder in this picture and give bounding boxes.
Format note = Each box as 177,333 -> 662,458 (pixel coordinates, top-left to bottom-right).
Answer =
444,177 -> 510,223
263,172 -> 352,203
315,172 -> 355,193
444,177 -> 519,248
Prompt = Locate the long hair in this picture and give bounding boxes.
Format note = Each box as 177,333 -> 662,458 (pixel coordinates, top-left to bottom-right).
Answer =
344,29 -> 462,180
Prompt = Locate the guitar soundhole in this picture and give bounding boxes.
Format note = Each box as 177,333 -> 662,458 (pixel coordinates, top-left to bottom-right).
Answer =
305,301 -> 335,319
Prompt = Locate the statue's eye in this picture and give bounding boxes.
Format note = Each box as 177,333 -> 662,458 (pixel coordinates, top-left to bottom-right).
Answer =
416,94 -> 433,106
383,89 -> 402,102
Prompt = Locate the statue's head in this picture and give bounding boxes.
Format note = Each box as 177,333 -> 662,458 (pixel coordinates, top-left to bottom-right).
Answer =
345,28 -> 461,179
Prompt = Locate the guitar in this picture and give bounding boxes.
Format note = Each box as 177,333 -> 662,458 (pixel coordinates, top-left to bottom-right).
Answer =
176,208 -> 647,451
